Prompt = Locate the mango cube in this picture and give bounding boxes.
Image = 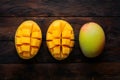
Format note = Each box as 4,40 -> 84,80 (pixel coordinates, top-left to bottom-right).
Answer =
53,46 -> 60,54
22,29 -> 31,37
32,32 -> 41,39
31,48 -> 38,55
62,46 -> 70,54
16,30 -> 23,37
17,46 -> 22,53
70,34 -> 74,40
46,33 -> 53,40
23,21 -> 32,29
53,30 -> 61,38
16,37 -> 22,45
21,37 -> 30,44
70,41 -> 74,47
32,24 -> 40,32
23,52 -> 30,57
62,30 -> 71,38
62,39 -> 70,46
21,45 -> 30,52
47,41 -> 55,48
53,39 -> 60,45
31,38 -> 40,47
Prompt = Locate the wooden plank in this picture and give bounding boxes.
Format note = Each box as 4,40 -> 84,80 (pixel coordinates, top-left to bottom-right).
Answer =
94,75 -> 120,80
0,64 -> 91,80
0,0 -> 120,17
0,1 -> 120,79
0,17 -> 120,63
0,17 -> 120,41
0,63 -> 120,80
93,63 -> 120,80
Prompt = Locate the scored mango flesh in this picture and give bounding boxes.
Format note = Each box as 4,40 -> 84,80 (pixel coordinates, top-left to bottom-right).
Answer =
46,20 -> 74,60
15,20 -> 42,59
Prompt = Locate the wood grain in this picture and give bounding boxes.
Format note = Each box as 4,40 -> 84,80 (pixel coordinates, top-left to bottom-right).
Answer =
0,17 -> 120,63
0,0 -> 120,80
0,0 -> 120,17
0,63 -> 120,80
0,64 -> 91,80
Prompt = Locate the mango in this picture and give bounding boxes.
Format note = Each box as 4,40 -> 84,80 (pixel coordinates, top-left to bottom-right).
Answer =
46,20 -> 74,60
79,22 -> 105,58
15,20 -> 42,59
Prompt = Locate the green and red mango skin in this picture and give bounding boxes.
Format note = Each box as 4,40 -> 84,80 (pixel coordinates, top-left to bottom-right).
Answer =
79,22 -> 105,58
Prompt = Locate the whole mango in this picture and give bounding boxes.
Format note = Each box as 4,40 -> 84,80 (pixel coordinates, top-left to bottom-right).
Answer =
79,22 -> 105,58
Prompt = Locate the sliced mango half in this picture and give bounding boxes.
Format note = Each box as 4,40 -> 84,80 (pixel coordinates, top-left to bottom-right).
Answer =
15,20 -> 42,59
46,20 -> 74,60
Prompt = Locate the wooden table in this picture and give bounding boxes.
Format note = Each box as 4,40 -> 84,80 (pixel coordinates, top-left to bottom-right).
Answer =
0,0 -> 120,80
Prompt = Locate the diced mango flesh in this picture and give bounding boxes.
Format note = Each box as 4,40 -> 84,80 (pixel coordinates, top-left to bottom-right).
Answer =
32,32 -> 41,39
46,33 -> 53,40
53,39 -> 60,45
62,39 -> 70,46
21,37 -> 30,44
16,37 -> 22,45
62,30 -> 71,38
31,48 -> 38,55
47,41 -> 55,48
22,29 -> 31,37
17,46 -> 22,53
53,30 -> 61,38
15,20 -> 42,59
23,52 -> 30,58
16,30 -> 23,37
62,46 -> 70,54
21,45 -> 30,52
70,41 -> 74,47
31,38 -> 40,47
46,20 -> 74,60
53,46 -> 60,54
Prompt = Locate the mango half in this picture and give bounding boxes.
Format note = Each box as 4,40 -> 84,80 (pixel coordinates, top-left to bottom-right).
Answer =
46,20 -> 74,60
79,22 -> 105,58
15,20 -> 42,59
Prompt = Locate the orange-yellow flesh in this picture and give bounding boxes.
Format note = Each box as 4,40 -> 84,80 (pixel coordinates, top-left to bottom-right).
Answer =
15,20 -> 42,59
46,20 -> 74,60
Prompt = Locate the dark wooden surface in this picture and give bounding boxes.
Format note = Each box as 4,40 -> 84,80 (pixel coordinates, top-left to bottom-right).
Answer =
0,0 -> 120,80
0,0 -> 120,17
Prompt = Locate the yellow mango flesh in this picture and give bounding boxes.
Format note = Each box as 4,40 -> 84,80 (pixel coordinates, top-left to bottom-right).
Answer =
46,20 -> 74,60
79,22 -> 105,58
15,20 -> 42,59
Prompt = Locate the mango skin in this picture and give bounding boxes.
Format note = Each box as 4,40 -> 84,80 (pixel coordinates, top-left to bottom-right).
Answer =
79,22 -> 105,58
